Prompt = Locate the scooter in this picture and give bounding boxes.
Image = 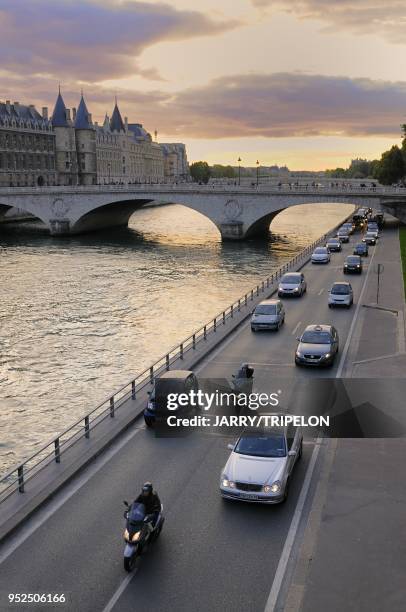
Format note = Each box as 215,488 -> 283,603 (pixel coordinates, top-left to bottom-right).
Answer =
123,501 -> 164,572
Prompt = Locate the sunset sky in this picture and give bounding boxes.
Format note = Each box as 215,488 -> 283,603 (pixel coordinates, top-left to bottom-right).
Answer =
1,0 -> 406,169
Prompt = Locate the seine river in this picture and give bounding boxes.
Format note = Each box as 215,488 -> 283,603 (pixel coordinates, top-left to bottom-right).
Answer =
0,203 -> 353,474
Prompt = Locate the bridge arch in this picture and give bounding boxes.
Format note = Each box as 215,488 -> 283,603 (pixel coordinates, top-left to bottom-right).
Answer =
0,202 -> 47,227
71,196 -> 224,237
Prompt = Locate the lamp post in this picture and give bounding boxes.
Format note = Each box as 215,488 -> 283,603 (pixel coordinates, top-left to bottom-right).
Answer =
256,160 -> 260,186
238,157 -> 241,186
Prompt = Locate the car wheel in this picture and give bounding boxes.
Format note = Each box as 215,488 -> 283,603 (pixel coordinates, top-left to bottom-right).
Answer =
251,327 -> 256,332
144,416 -> 154,428
298,439 -> 303,460
328,304 -> 332,309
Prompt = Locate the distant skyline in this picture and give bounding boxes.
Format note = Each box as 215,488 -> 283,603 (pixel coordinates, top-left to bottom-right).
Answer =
1,0 -> 406,169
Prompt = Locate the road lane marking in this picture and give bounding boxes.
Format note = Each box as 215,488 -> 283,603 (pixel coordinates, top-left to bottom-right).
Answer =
0,426 -> 144,565
102,572 -> 136,612
291,321 -> 301,336
264,437 -> 323,612
335,242 -> 377,378
317,288 -> 324,296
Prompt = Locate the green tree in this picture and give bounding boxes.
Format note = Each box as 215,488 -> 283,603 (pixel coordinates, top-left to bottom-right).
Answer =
211,164 -> 236,179
373,146 -> 406,185
190,161 -> 211,184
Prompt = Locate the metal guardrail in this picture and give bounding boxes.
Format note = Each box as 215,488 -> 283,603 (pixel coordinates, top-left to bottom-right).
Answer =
0,214 -> 355,504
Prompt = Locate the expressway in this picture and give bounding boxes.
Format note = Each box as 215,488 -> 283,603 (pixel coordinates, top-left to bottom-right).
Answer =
0,224 -> 402,612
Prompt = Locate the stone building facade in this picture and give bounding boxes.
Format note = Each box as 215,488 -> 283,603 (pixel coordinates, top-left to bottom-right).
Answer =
0,91 -> 189,187
0,100 -> 57,187
95,104 -> 164,184
161,143 -> 189,182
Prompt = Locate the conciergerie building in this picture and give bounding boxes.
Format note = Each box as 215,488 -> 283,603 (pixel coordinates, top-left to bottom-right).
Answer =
0,90 -> 189,187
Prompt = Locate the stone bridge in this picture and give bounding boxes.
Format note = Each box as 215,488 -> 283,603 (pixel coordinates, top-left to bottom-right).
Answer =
0,184 -> 405,240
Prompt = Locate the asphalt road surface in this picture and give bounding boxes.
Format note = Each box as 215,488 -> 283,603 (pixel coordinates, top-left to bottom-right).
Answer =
0,226 -> 395,612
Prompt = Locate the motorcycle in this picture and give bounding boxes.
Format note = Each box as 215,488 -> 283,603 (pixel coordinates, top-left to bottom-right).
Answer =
122,501 -> 164,572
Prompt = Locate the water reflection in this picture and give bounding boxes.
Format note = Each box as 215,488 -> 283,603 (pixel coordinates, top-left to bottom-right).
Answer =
0,202 -> 354,472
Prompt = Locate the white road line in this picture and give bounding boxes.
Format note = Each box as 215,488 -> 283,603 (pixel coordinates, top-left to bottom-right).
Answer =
264,241 -> 376,611
0,427 -> 144,565
102,573 -> 137,612
336,242 -> 377,378
317,288 -> 324,296
291,321 -> 301,336
264,437 -> 322,612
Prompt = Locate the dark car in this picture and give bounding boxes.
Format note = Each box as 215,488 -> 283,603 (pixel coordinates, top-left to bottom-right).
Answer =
144,370 -> 199,427
344,255 -> 362,274
295,324 -> 339,367
326,238 -> 342,252
353,243 -> 368,257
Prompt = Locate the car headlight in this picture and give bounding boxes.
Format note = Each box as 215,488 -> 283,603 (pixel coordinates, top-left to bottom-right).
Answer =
124,529 -> 130,541
296,350 -> 302,357
293,287 -> 299,292
269,481 -> 281,493
147,400 -> 154,410
323,353 -> 332,359
222,477 -> 236,488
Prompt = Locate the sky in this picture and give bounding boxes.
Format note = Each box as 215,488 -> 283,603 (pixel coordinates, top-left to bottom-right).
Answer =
1,0 -> 406,169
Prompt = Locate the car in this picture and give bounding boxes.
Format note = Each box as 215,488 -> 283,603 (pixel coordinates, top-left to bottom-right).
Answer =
311,246 -> 330,264
278,272 -> 306,297
251,299 -> 285,331
328,282 -> 353,308
326,238 -> 342,252
144,370 -> 199,427
220,420 -> 303,503
367,227 -> 379,239
344,255 -> 363,274
295,324 -> 339,367
353,242 -> 368,256
336,229 -> 350,243
341,222 -> 354,235
363,232 -> 376,245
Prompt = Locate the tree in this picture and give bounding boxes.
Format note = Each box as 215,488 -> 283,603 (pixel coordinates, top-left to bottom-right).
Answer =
190,161 -> 211,184
373,146 -> 406,185
211,164 -> 236,179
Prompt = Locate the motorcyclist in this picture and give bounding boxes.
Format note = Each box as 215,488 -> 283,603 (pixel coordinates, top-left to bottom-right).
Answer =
235,362 -> 254,380
134,482 -> 161,528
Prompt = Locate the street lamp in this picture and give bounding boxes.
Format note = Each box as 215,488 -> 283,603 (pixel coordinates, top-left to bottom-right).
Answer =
256,160 -> 260,186
238,157 -> 241,186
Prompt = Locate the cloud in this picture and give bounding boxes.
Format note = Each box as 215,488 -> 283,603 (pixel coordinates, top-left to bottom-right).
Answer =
0,0 -> 239,82
252,0 -> 406,44
3,72 -> 406,140
142,72 -> 406,139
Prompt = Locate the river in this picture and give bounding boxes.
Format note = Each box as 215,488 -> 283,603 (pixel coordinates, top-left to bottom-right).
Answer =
0,202 -> 354,474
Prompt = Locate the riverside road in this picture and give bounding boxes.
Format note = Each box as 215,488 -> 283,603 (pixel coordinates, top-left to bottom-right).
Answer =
0,225 -> 405,612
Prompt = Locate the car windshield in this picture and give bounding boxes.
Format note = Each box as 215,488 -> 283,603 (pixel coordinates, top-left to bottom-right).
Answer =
328,240 -> 339,244
355,244 -> 364,249
314,248 -> 327,254
255,304 -> 277,315
234,433 -> 287,457
347,256 -> 360,264
366,232 -> 375,236
281,274 -> 300,284
331,284 -> 350,295
301,331 -> 332,344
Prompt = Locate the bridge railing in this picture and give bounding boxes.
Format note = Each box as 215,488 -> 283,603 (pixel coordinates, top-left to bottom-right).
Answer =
0,213 -> 355,505
0,183 -> 405,195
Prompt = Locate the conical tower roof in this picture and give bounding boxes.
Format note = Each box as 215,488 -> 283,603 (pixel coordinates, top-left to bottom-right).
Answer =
75,94 -> 93,129
110,100 -> 125,132
52,89 -> 68,127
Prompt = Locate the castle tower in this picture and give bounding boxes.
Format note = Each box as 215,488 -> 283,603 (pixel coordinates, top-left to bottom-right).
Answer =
74,94 -> 97,185
51,89 -> 78,185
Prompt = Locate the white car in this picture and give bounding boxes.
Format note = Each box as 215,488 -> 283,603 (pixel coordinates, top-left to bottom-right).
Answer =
278,272 -> 307,297
251,299 -> 285,331
328,282 -> 353,308
311,246 -> 330,264
220,422 -> 303,503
